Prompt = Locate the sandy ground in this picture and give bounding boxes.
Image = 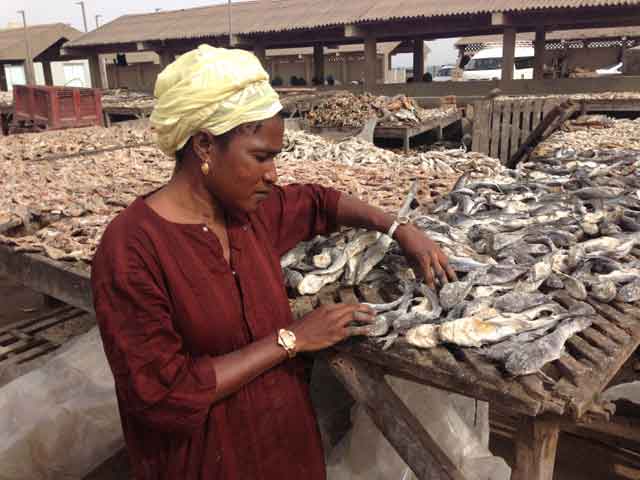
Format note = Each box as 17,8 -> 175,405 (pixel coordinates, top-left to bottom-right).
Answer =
0,275 -> 637,480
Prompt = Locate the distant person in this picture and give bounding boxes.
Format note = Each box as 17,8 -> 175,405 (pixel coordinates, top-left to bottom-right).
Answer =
422,72 -> 433,82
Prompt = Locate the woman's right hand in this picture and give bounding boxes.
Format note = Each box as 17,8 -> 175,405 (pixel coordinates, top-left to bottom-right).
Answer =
291,304 -> 376,353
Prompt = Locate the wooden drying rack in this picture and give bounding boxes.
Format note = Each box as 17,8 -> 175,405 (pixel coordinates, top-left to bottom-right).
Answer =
0,243 -> 638,479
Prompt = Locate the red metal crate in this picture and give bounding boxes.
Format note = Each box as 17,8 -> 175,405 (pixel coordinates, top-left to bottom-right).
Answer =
12,85 -> 103,130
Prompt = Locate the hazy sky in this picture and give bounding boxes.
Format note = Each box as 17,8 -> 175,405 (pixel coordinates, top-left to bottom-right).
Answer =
2,1 -> 458,66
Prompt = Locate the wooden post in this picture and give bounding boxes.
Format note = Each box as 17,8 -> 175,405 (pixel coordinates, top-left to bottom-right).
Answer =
0,64 -> 7,91
364,35 -> 377,91
512,416 -> 560,480
413,37 -> 425,82
253,44 -> 267,68
313,44 -> 324,85
157,50 -> 175,69
340,57 -> 348,85
534,27 -> 546,80
88,54 -> 104,89
502,27 -> 516,82
42,61 -> 54,86
303,55 -> 313,85
326,353 -> 467,480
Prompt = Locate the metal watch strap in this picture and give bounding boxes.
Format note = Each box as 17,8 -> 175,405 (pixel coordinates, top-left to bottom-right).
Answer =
387,215 -> 409,239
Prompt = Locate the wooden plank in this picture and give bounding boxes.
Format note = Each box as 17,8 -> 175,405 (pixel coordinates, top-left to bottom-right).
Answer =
0,305 -> 74,336
0,309 -> 85,344
531,99 -> 544,131
579,328 -> 618,355
586,300 -> 638,333
589,316 -> 630,345
566,336 -> 609,366
339,341 -> 543,416
554,353 -> 590,386
512,416 -> 560,480
509,101 -> 522,160
519,100 -> 532,146
0,341 -> 57,365
471,101 -> 490,154
499,101 -> 512,164
0,245 -> 93,313
326,352 -> 467,480
489,101 -> 502,159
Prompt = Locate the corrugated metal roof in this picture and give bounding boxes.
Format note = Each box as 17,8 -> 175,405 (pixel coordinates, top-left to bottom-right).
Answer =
456,26 -> 640,45
66,0 -> 640,48
0,23 -> 82,62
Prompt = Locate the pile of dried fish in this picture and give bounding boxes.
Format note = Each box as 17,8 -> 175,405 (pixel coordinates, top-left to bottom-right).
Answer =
496,91 -> 640,103
0,122 -> 153,161
305,92 -> 456,129
283,142 -> 640,376
534,117 -> 640,156
281,130 -> 501,177
101,89 -> 156,110
0,124 -> 500,263
0,91 -> 12,109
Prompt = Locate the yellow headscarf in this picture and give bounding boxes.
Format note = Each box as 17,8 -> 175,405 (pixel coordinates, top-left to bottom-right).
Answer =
150,44 -> 283,157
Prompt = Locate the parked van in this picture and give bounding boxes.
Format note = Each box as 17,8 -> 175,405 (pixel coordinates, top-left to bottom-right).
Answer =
463,46 -> 535,81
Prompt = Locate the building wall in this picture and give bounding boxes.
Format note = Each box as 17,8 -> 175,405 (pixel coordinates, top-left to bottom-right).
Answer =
3,60 -> 90,90
106,63 -> 163,93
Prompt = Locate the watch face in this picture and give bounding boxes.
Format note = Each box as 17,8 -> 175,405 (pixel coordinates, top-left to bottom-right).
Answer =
281,331 -> 295,345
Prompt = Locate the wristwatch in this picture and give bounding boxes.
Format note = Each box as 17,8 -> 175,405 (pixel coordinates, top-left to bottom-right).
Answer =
387,215 -> 410,239
277,329 -> 297,358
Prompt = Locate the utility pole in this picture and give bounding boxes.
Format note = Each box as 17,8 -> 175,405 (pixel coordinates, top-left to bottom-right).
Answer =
228,0 -> 232,46
17,10 -> 36,85
76,1 -> 88,33
95,14 -> 102,29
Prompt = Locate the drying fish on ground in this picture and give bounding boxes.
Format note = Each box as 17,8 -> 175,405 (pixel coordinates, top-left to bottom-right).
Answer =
101,89 -> 156,110
304,92 -> 457,129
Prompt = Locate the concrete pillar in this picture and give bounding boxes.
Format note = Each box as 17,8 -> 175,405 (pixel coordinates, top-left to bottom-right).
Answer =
413,37 -> 425,82
99,56 -> 109,89
0,64 -> 9,91
534,27 -> 546,80
42,61 -> 54,86
23,60 -> 36,86
303,55 -> 313,85
621,36 -> 628,64
157,50 -> 175,69
364,35 -> 377,91
313,44 -> 324,85
501,27 -> 516,82
88,54 -> 104,89
341,57 -> 348,85
253,44 -> 267,68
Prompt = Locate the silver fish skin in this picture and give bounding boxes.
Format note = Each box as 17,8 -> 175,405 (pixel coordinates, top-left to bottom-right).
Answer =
477,324 -> 557,362
588,280 -> 618,303
494,291 -> 550,313
280,242 -> 309,269
472,265 -> 528,286
439,281 -> 473,310
616,278 -> 640,303
505,316 -> 593,376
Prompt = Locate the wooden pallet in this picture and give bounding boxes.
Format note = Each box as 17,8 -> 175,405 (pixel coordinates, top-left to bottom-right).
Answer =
0,305 -> 94,384
291,284 -> 640,420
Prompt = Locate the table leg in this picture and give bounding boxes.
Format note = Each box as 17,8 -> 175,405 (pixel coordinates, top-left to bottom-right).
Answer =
325,352 -> 469,480
403,131 -> 410,153
512,416 -> 560,480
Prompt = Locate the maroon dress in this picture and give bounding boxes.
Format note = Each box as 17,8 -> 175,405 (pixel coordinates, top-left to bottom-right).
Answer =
91,184 -> 340,480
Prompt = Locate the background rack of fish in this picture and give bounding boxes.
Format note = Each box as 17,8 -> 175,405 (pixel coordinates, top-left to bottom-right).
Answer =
281,146 -> 640,378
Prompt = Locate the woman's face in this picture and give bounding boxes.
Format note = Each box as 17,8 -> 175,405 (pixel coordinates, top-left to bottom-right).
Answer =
207,115 -> 284,213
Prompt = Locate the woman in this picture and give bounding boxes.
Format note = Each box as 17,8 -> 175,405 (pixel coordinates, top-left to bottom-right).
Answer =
92,45 -> 455,480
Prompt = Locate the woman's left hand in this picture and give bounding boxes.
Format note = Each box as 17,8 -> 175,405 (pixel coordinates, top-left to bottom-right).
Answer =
394,225 -> 457,289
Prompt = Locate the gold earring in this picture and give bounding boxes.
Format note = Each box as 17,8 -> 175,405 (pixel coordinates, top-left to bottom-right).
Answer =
201,162 -> 210,176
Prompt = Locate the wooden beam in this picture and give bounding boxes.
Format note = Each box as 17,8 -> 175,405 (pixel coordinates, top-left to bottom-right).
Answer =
157,50 -> 175,69
253,44 -> 266,68
534,27 -> 546,80
42,61 -> 54,86
0,246 -> 93,313
413,38 -> 425,82
326,353 -> 467,480
88,54 -> 105,89
497,6 -> 640,29
512,416 -> 560,480
491,12 -> 512,26
344,24 -> 368,38
313,44 -> 324,85
502,27 -> 516,82
0,65 -> 7,92
364,35 -> 377,90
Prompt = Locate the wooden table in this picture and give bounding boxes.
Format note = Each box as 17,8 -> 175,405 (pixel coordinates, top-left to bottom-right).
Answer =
1,244 -> 638,480
102,105 -> 154,127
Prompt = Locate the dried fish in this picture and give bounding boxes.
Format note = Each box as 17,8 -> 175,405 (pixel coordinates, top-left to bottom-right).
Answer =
504,316 -> 593,376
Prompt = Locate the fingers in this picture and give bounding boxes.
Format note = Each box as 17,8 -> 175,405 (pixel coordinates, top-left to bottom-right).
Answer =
419,256 -> 436,289
346,325 -> 375,337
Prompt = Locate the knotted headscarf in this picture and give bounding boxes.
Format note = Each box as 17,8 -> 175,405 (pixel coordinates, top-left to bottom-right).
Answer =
150,44 -> 282,157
